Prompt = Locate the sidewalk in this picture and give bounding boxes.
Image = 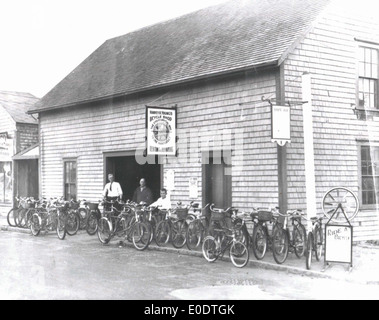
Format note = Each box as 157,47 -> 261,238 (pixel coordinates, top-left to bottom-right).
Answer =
1,208 -> 378,285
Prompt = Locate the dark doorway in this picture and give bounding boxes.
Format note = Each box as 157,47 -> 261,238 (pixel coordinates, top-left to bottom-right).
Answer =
202,151 -> 231,209
14,159 -> 39,199
105,155 -> 161,202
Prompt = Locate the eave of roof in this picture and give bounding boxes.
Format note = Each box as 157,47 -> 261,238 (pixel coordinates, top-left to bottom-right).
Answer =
28,59 -> 278,114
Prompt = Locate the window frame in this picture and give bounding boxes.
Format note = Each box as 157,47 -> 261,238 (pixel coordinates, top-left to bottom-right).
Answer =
356,40 -> 379,112
63,158 -> 77,201
357,141 -> 379,209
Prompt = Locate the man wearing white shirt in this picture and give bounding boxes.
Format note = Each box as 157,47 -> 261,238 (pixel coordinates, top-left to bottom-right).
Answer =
150,188 -> 171,210
102,173 -> 123,201
150,188 -> 171,224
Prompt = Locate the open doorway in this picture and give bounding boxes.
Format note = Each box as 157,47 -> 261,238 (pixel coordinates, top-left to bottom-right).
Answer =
105,154 -> 161,202
202,151 -> 232,209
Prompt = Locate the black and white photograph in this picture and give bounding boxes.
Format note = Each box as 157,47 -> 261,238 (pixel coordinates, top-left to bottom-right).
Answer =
1,0 -> 379,304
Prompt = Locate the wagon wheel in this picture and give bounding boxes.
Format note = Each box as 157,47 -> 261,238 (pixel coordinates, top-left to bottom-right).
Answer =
322,187 -> 359,223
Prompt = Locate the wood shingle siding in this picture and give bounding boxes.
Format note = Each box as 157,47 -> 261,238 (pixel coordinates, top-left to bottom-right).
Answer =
33,0 -> 379,242
39,70 -> 279,211
284,5 -> 379,241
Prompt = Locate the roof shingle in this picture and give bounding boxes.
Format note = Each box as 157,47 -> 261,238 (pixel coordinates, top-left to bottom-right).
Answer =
30,0 -> 331,113
0,91 -> 39,124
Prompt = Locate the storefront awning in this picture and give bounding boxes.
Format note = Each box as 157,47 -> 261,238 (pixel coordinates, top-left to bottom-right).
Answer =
12,143 -> 39,160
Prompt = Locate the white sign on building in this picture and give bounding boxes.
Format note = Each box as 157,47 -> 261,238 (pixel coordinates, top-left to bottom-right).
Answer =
146,107 -> 176,156
271,105 -> 291,146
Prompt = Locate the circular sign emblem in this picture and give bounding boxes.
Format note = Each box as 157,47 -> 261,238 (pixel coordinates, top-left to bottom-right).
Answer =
152,119 -> 171,144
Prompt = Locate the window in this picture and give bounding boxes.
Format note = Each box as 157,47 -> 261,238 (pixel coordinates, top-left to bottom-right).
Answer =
64,160 -> 77,200
358,46 -> 379,109
360,146 -> 379,205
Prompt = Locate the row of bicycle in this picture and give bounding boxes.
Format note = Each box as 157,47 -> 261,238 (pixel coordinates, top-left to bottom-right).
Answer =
6,196 -> 324,269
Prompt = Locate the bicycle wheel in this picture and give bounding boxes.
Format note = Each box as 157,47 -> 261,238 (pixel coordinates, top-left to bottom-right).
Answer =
132,222 -> 151,251
293,223 -> 307,258
306,232 -> 313,270
7,208 -> 17,227
86,211 -> 98,235
19,208 -> 29,228
155,220 -> 171,247
172,220 -> 188,248
272,227 -> 289,264
66,211 -> 80,236
322,187 -> 359,222
97,217 -> 112,244
315,224 -> 323,261
14,208 -> 26,227
30,213 -> 41,236
230,241 -> 249,268
202,236 -> 218,262
25,209 -> 35,229
235,222 -> 250,247
252,224 -> 268,260
186,220 -> 204,250
146,216 -> 157,244
56,213 -> 66,240
78,208 -> 88,229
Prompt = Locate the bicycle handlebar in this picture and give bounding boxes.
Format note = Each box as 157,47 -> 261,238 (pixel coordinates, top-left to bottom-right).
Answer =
209,203 -> 237,213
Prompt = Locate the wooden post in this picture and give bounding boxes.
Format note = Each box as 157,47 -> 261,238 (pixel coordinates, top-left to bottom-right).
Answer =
277,64 -> 288,214
302,72 -> 317,225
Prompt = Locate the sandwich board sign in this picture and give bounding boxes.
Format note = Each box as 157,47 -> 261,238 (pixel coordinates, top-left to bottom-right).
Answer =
323,203 -> 353,271
325,225 -> 352,264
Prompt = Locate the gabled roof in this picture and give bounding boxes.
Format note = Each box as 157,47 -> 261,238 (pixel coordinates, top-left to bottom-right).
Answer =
0,91 -> 39,124
29,0 -> 331,114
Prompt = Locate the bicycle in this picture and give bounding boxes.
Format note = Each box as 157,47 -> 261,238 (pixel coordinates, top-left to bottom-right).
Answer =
304,214 -> 324,270
65,199 -> 81,236
85,200 -> 102,235
201,217 -> 249,268
250,207 -> 284,262
97,200 -> 151,251
270,208 -> 307,264
155,201 -> 197,248
7,197 -> 30,227
128,202 -> 161,244
185,203 -> 211,250
50,198 -> 68,240
13,197 -> 37,228
77,199 -> 90,230
29,198 -> 66,240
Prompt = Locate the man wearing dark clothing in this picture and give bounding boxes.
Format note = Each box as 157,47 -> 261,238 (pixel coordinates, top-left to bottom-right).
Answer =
132,178 -> 153,205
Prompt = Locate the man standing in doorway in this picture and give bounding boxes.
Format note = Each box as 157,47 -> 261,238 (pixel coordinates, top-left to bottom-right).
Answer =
102,173 -> 123,202
132,178 -> 153,205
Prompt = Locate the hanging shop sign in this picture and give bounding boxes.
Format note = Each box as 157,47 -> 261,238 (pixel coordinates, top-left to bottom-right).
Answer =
0,132 -> 13,162
271,105 -> 291,146
146,107 -> 177,156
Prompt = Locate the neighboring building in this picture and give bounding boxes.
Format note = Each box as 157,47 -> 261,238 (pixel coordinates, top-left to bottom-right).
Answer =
0,91 -> 39,204
28,0 -> 379,241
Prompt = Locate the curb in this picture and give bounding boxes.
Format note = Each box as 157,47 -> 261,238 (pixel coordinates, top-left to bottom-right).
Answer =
0,225 -> 31,234
120,242 -> 338,282
2,224 -> 379,286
